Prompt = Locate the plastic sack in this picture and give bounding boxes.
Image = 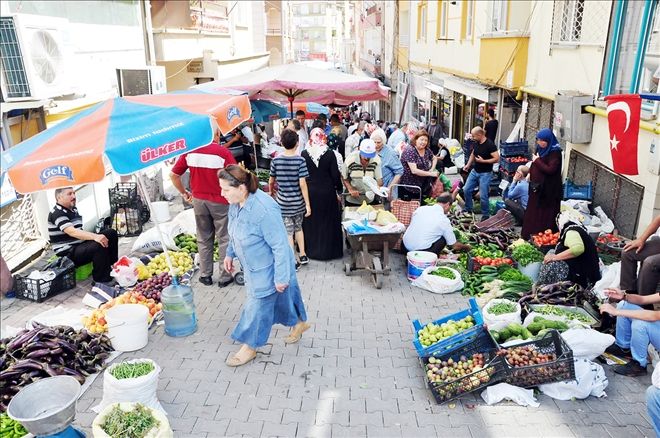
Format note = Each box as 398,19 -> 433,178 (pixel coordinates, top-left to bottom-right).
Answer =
522,311 -> 592,330
170,208 -> 196,236
92,402 -> 173,438
539,358 -> 608,400
592,262 -> 620,300
375,210 -> 398,226
411,265 -> 463,294
482,299 -> 522,331
481,383 -> 540,407
594,206 -> 615,234
93,359 -> 164,414
561,328 -> 614,360
110,256 -> 139,287
131,222 -> 184,253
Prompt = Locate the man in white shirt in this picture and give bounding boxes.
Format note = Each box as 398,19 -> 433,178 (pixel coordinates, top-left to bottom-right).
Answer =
345,121 -> 366,156
402,193 -> 471,255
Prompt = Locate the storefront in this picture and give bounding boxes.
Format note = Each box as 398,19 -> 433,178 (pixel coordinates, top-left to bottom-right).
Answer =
441,76 -> 499,144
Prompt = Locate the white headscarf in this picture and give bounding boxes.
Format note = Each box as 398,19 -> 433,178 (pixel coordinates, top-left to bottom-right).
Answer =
305,128 -> 329,167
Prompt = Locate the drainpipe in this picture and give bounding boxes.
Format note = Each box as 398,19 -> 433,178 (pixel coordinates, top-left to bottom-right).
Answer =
630,0 -> 657,93
141,0 -> 156,66
602,0 -> 627,96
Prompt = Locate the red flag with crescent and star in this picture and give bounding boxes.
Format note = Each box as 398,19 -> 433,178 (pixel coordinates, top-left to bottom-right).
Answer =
604,94 -> 641,176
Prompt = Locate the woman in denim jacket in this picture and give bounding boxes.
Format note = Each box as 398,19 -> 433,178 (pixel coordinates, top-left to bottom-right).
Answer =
219,165 -> 309,366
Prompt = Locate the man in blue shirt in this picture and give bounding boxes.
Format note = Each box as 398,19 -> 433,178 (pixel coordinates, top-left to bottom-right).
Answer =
371,128 -> 403,196
503,165 -> 529,224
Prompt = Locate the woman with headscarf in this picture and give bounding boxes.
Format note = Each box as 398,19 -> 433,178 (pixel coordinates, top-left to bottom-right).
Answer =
301,128 -> 344,260
521,128 -> 563,239
537,210 -> 601,289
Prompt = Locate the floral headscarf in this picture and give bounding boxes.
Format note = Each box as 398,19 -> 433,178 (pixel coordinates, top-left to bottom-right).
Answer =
306,127 -> 329,167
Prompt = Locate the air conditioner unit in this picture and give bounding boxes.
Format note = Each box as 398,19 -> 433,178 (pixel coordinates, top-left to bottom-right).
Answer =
115,66 -> 167,97
0,14 -> 74,102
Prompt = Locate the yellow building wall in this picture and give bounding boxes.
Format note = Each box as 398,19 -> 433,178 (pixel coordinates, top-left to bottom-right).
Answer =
8,118 -> 41,145
478,36 -> 529,89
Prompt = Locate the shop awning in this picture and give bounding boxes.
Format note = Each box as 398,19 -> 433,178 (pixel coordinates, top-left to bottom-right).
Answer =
442,76 -> 498,103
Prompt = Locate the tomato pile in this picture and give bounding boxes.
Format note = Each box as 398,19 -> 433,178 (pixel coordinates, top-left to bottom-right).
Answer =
532,230 -> 559,247
472,256 -> 514,267
597,233 -> 620,245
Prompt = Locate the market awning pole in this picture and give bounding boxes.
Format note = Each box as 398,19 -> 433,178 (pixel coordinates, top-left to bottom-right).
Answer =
136,174 -> 176,278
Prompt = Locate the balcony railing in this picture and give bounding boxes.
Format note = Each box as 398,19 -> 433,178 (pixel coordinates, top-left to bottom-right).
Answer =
189,7 -> 229,34
266,28 -> 282,36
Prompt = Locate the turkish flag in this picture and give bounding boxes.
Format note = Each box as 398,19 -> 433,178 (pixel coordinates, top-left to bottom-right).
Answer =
605,94 -> 641,175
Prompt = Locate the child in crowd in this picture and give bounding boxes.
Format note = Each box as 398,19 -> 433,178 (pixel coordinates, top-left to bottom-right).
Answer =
269,129 -> 312,269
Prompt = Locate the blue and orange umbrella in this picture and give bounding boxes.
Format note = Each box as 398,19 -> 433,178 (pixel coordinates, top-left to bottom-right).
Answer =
289,102 -> 330,119
0,90 -> 252,194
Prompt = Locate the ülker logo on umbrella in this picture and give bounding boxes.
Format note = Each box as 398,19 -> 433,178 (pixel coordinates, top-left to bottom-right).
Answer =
39,165 -> 74,184
605,94 -> 641,176
140,139 -> 187,163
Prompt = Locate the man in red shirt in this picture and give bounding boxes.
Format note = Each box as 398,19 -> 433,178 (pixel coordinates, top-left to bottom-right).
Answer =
170,131 -> 237,287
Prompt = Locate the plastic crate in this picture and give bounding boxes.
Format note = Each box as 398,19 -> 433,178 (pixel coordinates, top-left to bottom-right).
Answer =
412,298 -> 485,357
467,256 -> 516,272
421,331 -> 506,404
499,330 -> 576,388
14,257 -> 76,303
75,262 -> 93,281
109,183 -> 145,237
563,180 -> 593,201
499,141 -> 529,157
499,156 -> 529,173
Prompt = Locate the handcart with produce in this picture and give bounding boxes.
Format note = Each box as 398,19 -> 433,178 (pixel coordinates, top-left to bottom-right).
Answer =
341,187 -> 414,289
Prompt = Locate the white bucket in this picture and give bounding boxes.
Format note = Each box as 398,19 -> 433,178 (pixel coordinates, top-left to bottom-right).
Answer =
407,251 -> 438,281
151,201 -> 171,223
105,304 -> 149,352
518,262 -> 541,283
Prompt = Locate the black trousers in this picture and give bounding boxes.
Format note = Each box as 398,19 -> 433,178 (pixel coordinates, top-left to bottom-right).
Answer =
402,237 -> 447,256
504,199 -> 526,225
68,229 -> 119,282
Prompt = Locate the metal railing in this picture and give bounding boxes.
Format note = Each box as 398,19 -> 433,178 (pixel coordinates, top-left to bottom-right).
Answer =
550,0 -> 610,48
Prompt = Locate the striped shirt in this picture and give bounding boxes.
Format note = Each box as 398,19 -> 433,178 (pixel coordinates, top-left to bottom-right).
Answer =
270,155 -> 309,217
48,204 -> 83,256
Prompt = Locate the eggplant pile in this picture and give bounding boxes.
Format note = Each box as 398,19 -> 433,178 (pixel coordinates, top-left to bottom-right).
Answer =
518,281 -> 594,308
0,323 -> 114,411
449,210 -> 518,251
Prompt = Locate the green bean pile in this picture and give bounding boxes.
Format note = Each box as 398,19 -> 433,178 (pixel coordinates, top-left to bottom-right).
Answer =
110,361 -> 155,380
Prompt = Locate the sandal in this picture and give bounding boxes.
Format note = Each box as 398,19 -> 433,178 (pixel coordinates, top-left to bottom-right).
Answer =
225,349 -> 256,367
284,322 -> 311,344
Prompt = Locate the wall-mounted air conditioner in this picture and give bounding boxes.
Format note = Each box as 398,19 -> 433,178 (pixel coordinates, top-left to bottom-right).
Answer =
0,14 -> 74,102
115,66 -> 167,97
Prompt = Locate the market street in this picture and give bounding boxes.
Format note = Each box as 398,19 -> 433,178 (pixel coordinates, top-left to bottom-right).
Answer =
1,241 -> 653,437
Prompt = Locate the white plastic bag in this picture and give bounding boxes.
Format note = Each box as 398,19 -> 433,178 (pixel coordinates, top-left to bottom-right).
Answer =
92,402 -> 173,438
93,358 -> 165,413
561,328 -> 614,360
110,256 -> 140,287
170,208 -> 196,236
522,311 -> 592,330
411,266 -> 463,294
592,262 -> 620,300
481,383 -> 540,407
482,299 -> 522,331
539,359 -> 608,400
131,222 -> 184,253
594,206 -> 615,234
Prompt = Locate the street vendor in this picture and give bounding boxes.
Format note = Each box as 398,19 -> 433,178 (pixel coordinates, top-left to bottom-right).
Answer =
620,215 -> 660,297
401,192 -> 471,255
600,287 -> 660,377
48,187 -> 118,284
170,127 -> 237,288
342,139 -> 383,205
538,210 -> 601,288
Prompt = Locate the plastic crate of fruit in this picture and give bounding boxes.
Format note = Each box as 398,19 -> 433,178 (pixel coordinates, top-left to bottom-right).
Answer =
497,330 -> 575,388
499,141 -> 530,157
421,330 -> 506,404
412,298 -> 485,357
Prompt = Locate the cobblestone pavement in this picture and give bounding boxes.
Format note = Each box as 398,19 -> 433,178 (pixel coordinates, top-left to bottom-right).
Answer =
1,239 -> 654,438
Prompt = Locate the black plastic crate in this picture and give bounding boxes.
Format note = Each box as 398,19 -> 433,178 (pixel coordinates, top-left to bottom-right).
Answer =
498,330 -> 576,388
499,141 -> 529,157
421,330 -> 505,404
14,257 -> 76,303
109,183 -> 146,237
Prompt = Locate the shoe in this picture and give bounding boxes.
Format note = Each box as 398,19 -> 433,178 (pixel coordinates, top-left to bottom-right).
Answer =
199,276 -> 213,286
605,343 -> 632,358
299,255 -> 309,265
295,262 -> 301,271
225,349 -> 257,367
285,322 -> 311,344
93,278 -> 117,287
218,278 -> 234,288
613,360 -> 647,377
481,216 -> 490,221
